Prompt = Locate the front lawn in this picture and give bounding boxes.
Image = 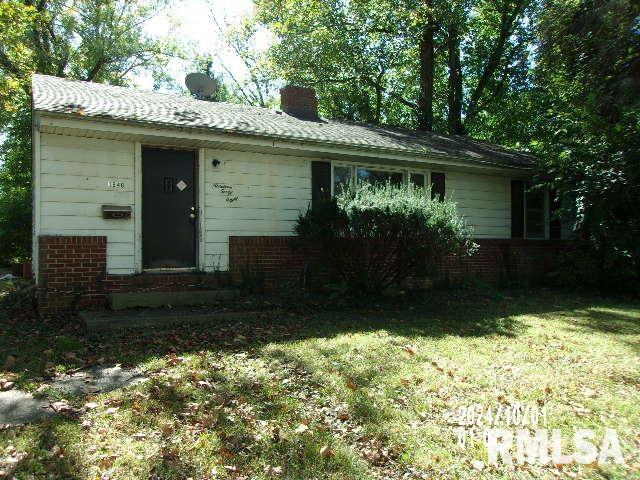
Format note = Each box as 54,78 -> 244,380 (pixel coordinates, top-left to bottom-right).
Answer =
1,289 -> 639,479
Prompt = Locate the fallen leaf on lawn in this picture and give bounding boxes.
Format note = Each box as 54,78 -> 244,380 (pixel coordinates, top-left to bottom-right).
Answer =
223,465 -> 237,472
263,465 -> 283,477
431,361 -> 444,373
294,424 -> 309,434
544,385 -> 553,394
320,445 -> 334,458
48,400 -> 80,416
84,402 -> 99,410
219,446 -> 234,458
0,380 -> 14,391
580,386 -> 598,398
345,377 -> 357,390
133,433 -> 146,440
81,420 -> 92,429
166,354 -> 184,366
105,407 -> 119,415
472,459 -> 485,471
403,345 -> 415,356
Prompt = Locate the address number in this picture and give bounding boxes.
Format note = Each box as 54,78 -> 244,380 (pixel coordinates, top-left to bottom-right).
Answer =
107,179 -> 125,189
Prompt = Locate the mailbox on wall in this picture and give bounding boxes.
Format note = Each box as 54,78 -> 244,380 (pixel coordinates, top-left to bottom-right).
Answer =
102,205 -> 132,219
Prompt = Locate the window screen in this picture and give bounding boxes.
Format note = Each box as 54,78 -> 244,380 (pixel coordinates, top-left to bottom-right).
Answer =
333,165 -> 352,195
410,173 -> 425,189
357,168 -> 403,187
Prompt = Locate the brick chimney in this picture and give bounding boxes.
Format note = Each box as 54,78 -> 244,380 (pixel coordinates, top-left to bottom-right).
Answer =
280,85 -> 319,120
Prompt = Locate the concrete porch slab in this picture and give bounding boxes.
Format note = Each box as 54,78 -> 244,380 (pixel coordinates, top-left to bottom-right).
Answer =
79,308 -> 274,332
109,289 -> 240,310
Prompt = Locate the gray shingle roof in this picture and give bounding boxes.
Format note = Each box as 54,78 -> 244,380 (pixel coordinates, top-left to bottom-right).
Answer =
32,74 -> 535,169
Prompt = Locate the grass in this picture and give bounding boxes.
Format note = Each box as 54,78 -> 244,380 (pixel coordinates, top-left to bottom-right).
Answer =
1,288 -> 639,479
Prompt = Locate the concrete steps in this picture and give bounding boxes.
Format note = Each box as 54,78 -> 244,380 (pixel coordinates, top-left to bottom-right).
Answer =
79,308 -> 276,332
109,289 -> 240,310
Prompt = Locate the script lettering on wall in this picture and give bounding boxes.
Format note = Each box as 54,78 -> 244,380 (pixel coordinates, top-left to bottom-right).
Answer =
211,182 -> 238,203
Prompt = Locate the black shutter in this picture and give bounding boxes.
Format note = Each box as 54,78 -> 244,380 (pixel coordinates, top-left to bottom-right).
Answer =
511,180 -> 524,238
311,161 -> 331,207
549,188 -> 561,239
431,172 -> 445,201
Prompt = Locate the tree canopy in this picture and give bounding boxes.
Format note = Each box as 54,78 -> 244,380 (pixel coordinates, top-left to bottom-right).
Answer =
0,0 -> 180,263
254,0 -> 536,136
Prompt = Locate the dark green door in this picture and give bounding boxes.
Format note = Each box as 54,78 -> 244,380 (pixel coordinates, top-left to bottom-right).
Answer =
142,148 -> 196,269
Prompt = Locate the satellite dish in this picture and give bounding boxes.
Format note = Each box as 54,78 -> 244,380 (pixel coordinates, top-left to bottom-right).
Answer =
185,72 -> 217,100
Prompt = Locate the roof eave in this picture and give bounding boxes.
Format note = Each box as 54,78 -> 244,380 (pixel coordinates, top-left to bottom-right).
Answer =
34,109 -> 536,172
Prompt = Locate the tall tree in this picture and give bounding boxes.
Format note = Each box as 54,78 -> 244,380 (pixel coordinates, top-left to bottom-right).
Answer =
417,0 -> 435,131
206,11 -> 276,108
255,0 -> 532,134
533,0 -> 640,287
0,0 -> 180,263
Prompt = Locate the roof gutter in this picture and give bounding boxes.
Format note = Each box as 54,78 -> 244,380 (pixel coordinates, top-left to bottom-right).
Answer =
34,109 -> 535,172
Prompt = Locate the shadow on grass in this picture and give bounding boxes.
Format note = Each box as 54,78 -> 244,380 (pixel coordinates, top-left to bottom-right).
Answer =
578,307 -> 640,335
1,288 -> 638,388
1,417 -> 84,479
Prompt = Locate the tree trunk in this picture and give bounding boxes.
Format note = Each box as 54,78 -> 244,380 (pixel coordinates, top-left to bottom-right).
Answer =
418,6 -> 435,131
465,0 -> 526,126
447,24 -> 464,134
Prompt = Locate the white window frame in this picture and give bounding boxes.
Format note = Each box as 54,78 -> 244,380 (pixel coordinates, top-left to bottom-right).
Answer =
330,161 -> 430,196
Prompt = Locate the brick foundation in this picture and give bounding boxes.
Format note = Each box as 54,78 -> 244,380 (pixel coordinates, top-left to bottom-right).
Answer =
438,239 -> 567,285
228,236 -> 319,289
37,234 -> 568,314
229,236 -> 569,289
36,235 -> 229,315
37,235 -> 108,313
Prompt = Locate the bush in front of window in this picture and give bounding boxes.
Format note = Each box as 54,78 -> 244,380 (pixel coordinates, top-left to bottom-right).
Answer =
295,183 -> 477,294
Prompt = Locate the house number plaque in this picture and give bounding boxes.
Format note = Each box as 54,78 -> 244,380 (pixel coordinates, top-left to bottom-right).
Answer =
107,179 -> 126,189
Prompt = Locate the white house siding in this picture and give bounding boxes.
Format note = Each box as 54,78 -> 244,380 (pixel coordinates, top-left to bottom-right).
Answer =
36,131 -> 513,276
202,149 -> 312,271
446,171 -> 511,238
38,133 -> 136,274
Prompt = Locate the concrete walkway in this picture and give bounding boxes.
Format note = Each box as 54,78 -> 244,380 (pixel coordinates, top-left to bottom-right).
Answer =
0,365 -> 147,425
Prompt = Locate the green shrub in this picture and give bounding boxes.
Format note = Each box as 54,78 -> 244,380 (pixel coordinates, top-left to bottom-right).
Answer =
295,183 -> 476,294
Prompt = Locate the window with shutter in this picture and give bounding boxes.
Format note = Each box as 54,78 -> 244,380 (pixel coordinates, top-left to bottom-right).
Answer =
311,161 -> 331,207
549,188 -> 561,239
511,180 -> 524,238
431,172 -> 445,201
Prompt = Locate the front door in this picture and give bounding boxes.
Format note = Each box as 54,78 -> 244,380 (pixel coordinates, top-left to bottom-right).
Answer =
142,148 -> 197,269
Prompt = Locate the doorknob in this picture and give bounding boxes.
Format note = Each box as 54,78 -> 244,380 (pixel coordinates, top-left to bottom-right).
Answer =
189,206 -> 197,219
